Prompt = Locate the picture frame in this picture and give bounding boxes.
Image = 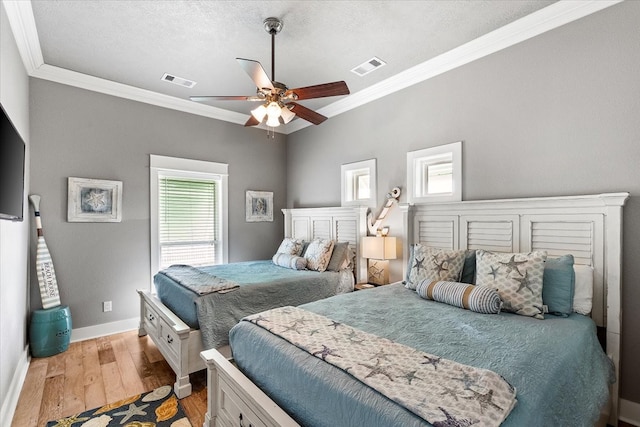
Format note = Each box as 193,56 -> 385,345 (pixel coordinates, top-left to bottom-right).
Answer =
68,177 -> 123,222
245,190 -> 273,222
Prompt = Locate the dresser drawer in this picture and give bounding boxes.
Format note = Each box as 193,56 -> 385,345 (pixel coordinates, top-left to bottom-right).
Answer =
218,377 -> 267,427
143,302 -> 159,335
158,321 -> 180,361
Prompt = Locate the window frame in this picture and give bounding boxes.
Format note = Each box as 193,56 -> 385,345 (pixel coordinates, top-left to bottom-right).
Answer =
406,141 -> 462,204
341,159 -> 377,207
150,155 -> 228,290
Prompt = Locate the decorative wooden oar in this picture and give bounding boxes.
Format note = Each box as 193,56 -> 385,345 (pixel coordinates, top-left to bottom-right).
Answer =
367,187 -> 402,235
29,195 -> 61,309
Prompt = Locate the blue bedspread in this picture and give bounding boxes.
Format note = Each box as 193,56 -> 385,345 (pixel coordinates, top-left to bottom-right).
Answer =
154,260 -> 346,349
230,283 -> 614,427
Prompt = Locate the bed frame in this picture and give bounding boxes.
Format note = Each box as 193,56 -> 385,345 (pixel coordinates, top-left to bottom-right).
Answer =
200,192 -> 628,427
138,205 -> 368,398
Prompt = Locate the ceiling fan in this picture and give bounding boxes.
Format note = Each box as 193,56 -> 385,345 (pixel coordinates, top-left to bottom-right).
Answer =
190,17 -> 350,128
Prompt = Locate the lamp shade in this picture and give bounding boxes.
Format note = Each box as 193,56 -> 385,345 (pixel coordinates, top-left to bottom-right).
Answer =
362,236 -> 397,260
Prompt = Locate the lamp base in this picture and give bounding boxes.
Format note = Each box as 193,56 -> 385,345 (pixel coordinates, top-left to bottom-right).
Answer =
367,259 -> 389,286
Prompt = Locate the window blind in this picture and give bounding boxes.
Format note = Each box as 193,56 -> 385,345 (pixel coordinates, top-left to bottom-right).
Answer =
158,176 -> 218,269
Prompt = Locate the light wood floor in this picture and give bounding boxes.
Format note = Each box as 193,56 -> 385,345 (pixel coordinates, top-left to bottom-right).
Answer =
11,329 -> 207,427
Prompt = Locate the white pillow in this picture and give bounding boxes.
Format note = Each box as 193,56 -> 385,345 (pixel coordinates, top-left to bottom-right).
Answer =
276,238 -> 303,256
573,264 -> 593,315
304,239 -> 335,272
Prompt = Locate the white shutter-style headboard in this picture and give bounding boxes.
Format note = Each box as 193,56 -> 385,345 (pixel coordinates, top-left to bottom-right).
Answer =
282,206 -> 369,283
401,192 -> 628,424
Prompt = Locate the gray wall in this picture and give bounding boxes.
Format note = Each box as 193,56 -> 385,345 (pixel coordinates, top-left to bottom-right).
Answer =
0,2 -> 30,423
288,2 -> 640,404
29,79 -> 287,329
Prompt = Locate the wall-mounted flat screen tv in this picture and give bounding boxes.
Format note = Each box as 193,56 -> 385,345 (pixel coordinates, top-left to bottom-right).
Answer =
0,103 -> 26,221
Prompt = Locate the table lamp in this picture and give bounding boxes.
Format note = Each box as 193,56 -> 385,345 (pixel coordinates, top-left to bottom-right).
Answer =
362,236 -> 397,285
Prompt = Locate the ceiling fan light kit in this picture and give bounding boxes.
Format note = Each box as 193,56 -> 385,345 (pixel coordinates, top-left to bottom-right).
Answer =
190,17 -> 350,130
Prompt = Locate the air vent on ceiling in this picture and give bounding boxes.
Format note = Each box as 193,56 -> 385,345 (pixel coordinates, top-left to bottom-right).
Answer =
350,57 -> 386,77
161,73 -> 197,88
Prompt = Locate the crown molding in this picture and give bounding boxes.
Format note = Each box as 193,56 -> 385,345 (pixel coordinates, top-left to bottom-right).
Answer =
4,0 -> 622,135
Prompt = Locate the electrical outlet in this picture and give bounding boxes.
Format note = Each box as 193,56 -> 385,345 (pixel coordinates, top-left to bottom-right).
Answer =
103,301 -> 112,312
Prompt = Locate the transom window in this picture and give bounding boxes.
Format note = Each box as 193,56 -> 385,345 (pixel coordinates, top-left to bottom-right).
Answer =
407,141 -> 462,203
341,159 -> 377,207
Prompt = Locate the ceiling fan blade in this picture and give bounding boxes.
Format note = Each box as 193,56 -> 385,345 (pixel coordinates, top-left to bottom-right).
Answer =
244,116 -> 261,127
287,102 -> 327,125
190,95 -> 263,102
236,58 -> 274,91
285,81 -> 350,101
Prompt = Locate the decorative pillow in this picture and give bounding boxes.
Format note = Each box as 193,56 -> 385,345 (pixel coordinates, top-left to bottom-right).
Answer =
272,253 -> 307,270
416,280 -> 502,314
276,238 -> 303,256
326,241 -> 350,272
405,245 -> 466,290
460,250 -> 476,284
304,239 -> 335,272
543,255 -> 575,317
476,250 -> 547,319
403,244 -> 416,284
573,264 -> 594,315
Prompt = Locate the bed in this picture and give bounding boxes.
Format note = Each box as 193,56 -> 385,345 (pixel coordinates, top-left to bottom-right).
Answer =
137,205 -> 368,398
201,192 -> 628,427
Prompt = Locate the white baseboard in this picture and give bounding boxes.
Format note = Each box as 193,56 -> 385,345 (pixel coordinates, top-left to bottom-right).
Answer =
0,346 -> 30,427
620,398 -> 640,425
71,317 -> 139,342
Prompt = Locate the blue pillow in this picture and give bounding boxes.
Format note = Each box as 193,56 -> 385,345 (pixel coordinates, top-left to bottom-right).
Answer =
542,254 -> 575,316
460,250 -> 476,284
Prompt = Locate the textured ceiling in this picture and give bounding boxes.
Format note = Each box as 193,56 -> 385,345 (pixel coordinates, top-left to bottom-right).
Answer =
29,1 -> 556,120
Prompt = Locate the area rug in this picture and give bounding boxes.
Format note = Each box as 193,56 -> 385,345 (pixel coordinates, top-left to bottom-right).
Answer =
46,385 -> 192,427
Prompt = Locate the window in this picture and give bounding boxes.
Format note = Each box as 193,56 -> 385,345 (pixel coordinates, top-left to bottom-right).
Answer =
407,141 -> 462,203
150,155 -> 228,286
341,159 -> 377,207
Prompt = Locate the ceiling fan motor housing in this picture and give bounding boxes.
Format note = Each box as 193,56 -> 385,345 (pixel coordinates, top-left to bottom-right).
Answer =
263,17 -> 283,34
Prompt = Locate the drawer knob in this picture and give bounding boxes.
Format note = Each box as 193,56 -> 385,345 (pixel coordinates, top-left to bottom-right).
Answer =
148,313 -> 155,321
166,335 -> 173,344
239,413 -> 252,427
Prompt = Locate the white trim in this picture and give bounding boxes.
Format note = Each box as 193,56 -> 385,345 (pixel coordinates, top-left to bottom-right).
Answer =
620,398 -> 640,426
0,346 -> 30,427
150,154 -> 228,176
3,0 -> 622,134
70,317 -> 139,342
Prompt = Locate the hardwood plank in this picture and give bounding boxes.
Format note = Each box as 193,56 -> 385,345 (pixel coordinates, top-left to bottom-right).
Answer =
123,329 -> 146,354
44,351 -> 66,378
142,337 -> 165,363
130,347 -> 155,380
96,336 -> 116,365
82,339 -> 106,410
63,342 -> 85,415
11,358 -> 48,427
37,374 -> 65,426
100,361 -> 124,404
110,335 -> 145,396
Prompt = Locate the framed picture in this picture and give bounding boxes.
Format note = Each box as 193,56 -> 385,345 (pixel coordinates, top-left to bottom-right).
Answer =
68,177 -> 122,222
246,190 -> 273,222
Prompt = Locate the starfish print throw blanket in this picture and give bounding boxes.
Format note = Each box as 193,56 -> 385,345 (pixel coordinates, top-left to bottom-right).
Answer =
244,306 -> 517,427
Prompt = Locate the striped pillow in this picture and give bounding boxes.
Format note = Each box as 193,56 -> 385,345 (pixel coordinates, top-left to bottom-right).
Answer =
272,253 -> 307,270
416,280 -> 502,314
